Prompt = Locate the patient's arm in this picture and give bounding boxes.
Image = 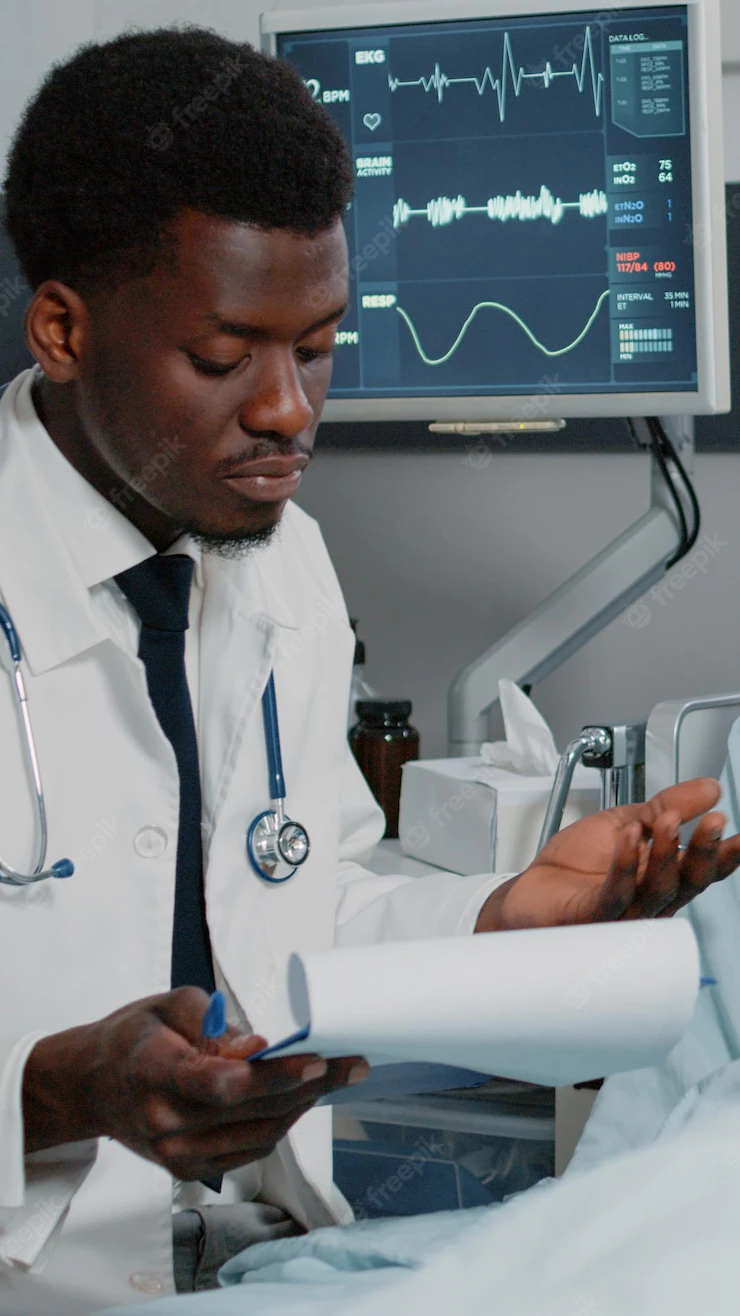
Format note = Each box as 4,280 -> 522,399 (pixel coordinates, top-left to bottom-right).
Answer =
477,777 -> 740,932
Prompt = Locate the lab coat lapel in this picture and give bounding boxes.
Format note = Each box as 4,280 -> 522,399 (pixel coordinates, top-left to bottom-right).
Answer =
198,545 -> 301,1029
198,545 -> 298,846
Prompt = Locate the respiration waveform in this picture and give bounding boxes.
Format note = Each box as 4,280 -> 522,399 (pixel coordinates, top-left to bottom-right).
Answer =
388,26 -> 604,120
392,186 -> 608,230
395,289 -> 610,366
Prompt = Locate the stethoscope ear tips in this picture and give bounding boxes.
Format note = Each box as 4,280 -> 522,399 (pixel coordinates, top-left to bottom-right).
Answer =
51,859 -> 75,879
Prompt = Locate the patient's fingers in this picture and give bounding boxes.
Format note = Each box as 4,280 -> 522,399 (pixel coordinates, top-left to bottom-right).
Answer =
660,814 -> 740,916
714,834 -> 740,880
623,810 -> 682,918
591,821 -> 641,920
596,809 -> 726,923
636,778 -> 721,829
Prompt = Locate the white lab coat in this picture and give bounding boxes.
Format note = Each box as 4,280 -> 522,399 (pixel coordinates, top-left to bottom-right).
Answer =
0,369 -> 503,1314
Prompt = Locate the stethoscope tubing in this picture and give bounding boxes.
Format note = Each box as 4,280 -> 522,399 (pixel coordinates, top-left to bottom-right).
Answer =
0,601 -> 74,883
247,673 -> 311,883
262,672 -> 286,802
0,599 -> 308,888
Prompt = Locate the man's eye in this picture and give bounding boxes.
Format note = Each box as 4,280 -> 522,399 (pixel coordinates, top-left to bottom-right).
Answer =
297,347 -> 334,364
187,352 -> 238,377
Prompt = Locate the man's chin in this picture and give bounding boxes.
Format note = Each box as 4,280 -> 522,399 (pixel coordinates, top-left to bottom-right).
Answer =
187,519 -> 280,560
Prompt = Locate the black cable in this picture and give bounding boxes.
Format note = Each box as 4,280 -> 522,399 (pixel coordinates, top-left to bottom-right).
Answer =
627,417 -> 688,565
648,422 -> 690,566
625,416 -> 646,454
648,416 -> 702,556
627,416 -> 701,568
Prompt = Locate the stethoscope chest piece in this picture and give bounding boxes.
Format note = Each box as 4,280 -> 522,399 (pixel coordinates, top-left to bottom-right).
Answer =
246,672 -> 311,884
247,807 -> 311,884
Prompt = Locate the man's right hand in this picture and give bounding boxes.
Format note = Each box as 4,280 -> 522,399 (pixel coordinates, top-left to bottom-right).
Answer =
22,988 -> 369,1182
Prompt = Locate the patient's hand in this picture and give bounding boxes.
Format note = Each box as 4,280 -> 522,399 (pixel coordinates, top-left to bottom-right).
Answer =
476,777 -> 740,932
22,988 -> 369,1180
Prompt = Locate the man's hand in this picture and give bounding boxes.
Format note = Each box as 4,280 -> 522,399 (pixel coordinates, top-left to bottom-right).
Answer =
23,988 -> 369,1181
477,777 -> 740,933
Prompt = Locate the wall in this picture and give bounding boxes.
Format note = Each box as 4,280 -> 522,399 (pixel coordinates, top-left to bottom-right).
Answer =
0,1 -> 739,757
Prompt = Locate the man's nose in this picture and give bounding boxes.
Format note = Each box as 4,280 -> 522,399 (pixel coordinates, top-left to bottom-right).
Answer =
238,348 -> 314,440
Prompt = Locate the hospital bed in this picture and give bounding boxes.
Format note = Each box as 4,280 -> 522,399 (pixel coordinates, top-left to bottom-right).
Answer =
354,691 -> 740,1194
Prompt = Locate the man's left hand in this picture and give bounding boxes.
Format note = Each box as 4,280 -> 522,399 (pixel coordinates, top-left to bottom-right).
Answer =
476,778 -> 740,933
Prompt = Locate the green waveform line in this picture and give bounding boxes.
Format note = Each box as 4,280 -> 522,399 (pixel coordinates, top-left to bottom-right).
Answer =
395,288 -> 611,366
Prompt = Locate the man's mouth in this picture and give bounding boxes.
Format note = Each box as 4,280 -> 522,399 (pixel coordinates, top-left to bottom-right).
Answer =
221,454 -> 310,503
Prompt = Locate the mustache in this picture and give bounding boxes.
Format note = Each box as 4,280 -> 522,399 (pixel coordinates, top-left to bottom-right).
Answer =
214,439 -> 313,477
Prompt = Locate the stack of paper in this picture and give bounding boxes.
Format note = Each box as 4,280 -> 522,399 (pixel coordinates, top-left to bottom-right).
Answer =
253,920 -> 700,1096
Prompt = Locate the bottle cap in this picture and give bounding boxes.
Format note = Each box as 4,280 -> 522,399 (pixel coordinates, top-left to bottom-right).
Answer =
356,698 -> 412,725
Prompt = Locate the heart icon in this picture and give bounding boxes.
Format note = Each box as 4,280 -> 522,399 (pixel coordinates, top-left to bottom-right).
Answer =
363,113 -> 382,131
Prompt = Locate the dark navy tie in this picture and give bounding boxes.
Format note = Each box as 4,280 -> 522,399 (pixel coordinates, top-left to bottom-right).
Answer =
115,554 -> 216,996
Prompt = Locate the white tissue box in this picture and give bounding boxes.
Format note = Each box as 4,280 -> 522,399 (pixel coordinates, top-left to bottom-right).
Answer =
398,758 -> 602,876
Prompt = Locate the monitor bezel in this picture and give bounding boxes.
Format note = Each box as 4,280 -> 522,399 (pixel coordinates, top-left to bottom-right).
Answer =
261,0 -> 729,420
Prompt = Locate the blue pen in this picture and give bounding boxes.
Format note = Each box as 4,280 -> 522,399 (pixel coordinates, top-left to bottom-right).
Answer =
202,990 -> 227,1042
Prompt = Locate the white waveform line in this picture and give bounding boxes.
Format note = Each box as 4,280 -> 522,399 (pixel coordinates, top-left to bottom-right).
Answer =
395,289 -> 611,366
388,26 -> 604,121
392,186 -> 608,230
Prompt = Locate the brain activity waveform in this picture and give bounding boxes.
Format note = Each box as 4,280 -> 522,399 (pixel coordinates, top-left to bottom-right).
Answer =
395,289 -> 610,366
388,26 -> 604,121
392,186 -> 608,230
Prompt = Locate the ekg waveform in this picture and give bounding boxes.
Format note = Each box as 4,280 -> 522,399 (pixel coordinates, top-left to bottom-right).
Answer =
392,186 -> 608,229
388,26 -> 605,121
395,289 -> 611,366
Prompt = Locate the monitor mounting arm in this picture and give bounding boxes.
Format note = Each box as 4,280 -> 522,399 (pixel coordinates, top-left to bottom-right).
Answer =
447,416 -> 695,757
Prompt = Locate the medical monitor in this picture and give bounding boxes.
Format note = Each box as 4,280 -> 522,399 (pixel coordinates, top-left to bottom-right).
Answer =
261,0 -> 729,421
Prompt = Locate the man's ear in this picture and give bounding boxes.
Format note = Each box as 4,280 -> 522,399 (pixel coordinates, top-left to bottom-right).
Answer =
24,281 -> 89,382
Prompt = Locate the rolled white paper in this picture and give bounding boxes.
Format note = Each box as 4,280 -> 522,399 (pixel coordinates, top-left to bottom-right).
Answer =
284,920 -> 699,1087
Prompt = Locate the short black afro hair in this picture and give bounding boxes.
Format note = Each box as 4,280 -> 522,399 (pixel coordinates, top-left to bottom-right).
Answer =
4,26 -> 353,293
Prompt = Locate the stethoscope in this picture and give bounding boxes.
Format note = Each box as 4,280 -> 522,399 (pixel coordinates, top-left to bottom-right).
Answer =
0,601 -> 310,887
0,603 -> 74,885
247,672 -> 311,883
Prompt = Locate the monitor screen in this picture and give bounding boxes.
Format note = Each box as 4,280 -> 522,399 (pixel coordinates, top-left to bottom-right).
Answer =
267,1 -> 729,420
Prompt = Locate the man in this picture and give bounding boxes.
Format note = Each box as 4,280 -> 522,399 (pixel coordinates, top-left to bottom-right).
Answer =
0,27 -> 736,1316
